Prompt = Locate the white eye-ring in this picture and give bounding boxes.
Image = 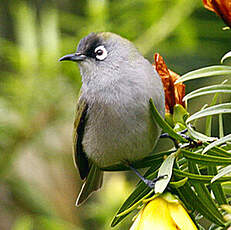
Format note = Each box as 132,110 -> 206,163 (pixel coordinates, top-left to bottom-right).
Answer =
95,45 -> 108,60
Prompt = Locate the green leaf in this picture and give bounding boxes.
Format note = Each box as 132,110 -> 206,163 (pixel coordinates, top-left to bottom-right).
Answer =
208,166 -> 227,205
173,164 -> 224,226
219,113 -> 224,138
181,149 -> 231,166
173,183 -> 194,211
205,81 -> 227,137
173,104 -> 189,124
173,169 -> 231,183
111,184 -> 151,227
186,124 -> 216,142
202,134 -> 231,154
223,183 -> 231,195
149,98 -> 187,143
175,65 -> 231,84
112,152 -> 178,226
205,111 -> 212,137
155,152 -> 177,193
111,167 -> 160,227
183,84 -> 231,101
173,122 -> 187,133
207,90 -> 221,137
211,165 -> 231,183
221,51 -> 231,63
175,179 -> 224,226
205,144 -> 231,157
169,177 -> 188,188
115,191 -> 152,218
165,113 -> 174,127
188,162 -> 224,222
186,103 -> 231,124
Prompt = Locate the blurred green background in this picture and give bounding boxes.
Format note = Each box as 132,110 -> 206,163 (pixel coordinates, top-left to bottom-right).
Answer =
0,0 -> 230,229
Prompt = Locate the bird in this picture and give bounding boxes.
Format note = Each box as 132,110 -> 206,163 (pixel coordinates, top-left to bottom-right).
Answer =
59,32 -> 165,206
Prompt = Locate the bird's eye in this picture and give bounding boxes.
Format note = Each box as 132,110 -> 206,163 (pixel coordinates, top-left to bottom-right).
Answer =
94,45 -> 107,60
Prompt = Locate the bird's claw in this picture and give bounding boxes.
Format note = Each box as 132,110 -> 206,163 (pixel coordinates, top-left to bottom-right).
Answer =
161,128 -> 200,149
143,175 -> 168,189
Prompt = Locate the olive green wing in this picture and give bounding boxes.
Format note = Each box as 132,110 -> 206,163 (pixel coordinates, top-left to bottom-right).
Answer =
73,91 -> 103,206
73,91 -> 89,180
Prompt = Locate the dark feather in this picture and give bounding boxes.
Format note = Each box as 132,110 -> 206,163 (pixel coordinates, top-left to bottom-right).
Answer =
76,164 -> 103,206
73,94 -> 104,206
77,32 -> 103,58
73,96 -> 89,180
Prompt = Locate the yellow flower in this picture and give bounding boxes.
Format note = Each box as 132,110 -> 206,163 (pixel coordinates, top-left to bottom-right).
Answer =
130,193 -> 198,230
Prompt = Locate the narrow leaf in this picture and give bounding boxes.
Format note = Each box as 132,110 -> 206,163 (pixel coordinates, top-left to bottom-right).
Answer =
174,163 -> 224,226
205,88 -> 220,136
181,149 -> 231,166
191,104 -> 208,129
186,103 -> 231,124
202,134 -> 231,154
111,184 -> 151,227
211,165 -> 231,183
221,51 -> 231,63
205,144 -> 231,157
170,177 -> 188,188
183,84 -> 231,101
219,113 -> 224,138
208,166 -> 227,205
149,98 -> 187,143
111,167 -> 160,227
186,124 -> 216,142
174,169 -> 231,183
188,162 -> 224,221
175,178 -> 224,226
175,65 -> 231,84
155,152 -> 176,193
115,191 -> 152,218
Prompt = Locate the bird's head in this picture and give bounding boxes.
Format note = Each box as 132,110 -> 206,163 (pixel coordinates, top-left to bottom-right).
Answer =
59,32 -> 140,84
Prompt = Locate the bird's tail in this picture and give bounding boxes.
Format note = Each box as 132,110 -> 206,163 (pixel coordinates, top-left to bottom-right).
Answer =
76,164 -> 103,206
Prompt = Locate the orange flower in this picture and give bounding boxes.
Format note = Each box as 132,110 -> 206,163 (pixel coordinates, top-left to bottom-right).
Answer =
154,53 -> 185,114
203,0 -> 231,28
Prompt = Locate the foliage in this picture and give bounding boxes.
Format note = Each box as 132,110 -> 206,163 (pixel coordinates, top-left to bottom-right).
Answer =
112,58 -> 231,229
0,0 -> 231,230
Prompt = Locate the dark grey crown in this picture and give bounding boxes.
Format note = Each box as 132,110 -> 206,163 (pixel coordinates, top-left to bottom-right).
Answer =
77,32 -> 104,58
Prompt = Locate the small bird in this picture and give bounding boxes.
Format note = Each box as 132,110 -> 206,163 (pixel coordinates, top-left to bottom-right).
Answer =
59,32 -> 165,206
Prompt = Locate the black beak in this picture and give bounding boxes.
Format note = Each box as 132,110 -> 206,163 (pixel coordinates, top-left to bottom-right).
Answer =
59,52 -> 86,62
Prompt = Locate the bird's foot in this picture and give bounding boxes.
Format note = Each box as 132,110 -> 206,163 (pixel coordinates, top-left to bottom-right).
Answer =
160,128 -> 199,149
142,175 -> 167,189
127,164 -> 167,189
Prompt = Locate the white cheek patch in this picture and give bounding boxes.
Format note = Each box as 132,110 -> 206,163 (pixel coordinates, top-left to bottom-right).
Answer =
95,45 -> 108,60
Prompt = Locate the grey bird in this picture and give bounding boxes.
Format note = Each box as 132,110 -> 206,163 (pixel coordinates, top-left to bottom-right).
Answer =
59,32 -> 165,206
